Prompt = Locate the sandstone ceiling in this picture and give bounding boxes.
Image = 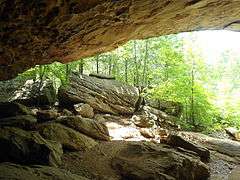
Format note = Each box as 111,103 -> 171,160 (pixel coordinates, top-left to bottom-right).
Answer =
0,0 -> 240,80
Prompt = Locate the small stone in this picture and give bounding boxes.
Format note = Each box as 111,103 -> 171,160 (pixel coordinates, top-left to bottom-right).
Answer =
140,128 -> 155,138
62,109 -> 73,116
132,115 -> 155,128
37,110 -> 59,122
74,103 -> 94,119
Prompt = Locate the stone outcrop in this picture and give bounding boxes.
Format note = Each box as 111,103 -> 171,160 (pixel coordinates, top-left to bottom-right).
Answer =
56,116 -> 110,141
0,127 -> 63,167
0,163 -> 88,180
1,0 -> 240,80
36,122 -> 97,151
58,73 -> 139,115
62,141 -> 210,180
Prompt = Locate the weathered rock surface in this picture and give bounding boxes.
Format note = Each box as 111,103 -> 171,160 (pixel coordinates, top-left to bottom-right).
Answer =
0,127 -> 62,167
56,116 -> 110,141
0,102 -> 32,119
12,80 -> 56,106
74,103 -> 94,118
1,0 -> 240,80
62,141 -> 210,180
36,122 -> 97,151
0,115 -> 37,129
0,163 -> 88,180
58,73 -> 139,115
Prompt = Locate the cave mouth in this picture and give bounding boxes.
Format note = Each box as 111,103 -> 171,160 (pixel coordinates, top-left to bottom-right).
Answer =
1,29 -> 240,179
1,29 -> 240,136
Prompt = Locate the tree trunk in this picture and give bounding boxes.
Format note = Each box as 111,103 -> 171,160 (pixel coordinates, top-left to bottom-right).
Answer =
191,59 -> 195,127
96,55 -> 99,74
143,39 -> 148,86
79,59 -> 84,74
108,55 -> 112,75
124,58 -> 128,83
133,41 -> 139,86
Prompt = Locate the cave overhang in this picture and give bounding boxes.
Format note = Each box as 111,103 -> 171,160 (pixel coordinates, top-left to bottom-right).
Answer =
0,0 -> 240,80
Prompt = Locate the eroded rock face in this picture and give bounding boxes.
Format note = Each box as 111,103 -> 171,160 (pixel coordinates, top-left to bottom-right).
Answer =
1,0 -> 240,80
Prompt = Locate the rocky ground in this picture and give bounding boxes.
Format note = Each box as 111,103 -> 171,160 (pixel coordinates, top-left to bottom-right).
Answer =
0,73 -> 240,180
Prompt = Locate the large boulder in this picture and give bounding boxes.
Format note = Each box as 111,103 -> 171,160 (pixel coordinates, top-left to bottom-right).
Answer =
36,122 -> 97,151
56,116 -> 110,141
58,73 -> 139,115
0,127 -> 62,167
112,142 -> 209,180
0,163 -> 88,180
62,141 -> 210,180
12,79 -> 56,106
0,102 -> 32,119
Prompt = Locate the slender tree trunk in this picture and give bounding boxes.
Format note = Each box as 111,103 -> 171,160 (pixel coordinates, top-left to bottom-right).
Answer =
191,59 -> 195,127
65,64 -> 70,83
143,39 -> 148,86
124,58 -> 128,83
133,41 -> 139,86
37,65 -> 46,105
108,55 -> 112,75
79,59 -> 84,74
96,55 -> 99,74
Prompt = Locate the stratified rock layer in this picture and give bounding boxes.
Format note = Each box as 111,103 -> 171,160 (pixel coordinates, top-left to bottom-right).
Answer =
1,0 -> 240,80
58,73 -> 139,115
